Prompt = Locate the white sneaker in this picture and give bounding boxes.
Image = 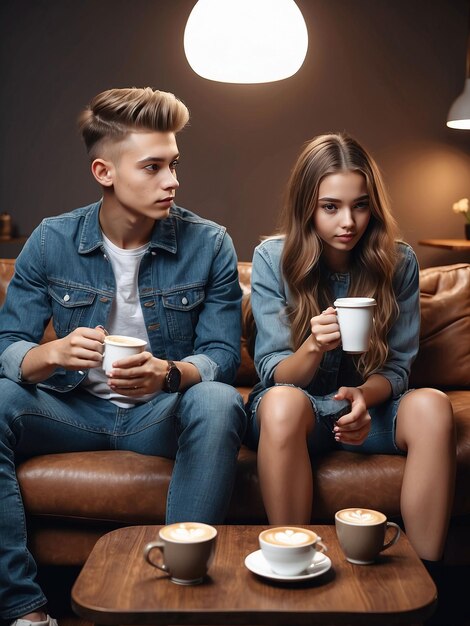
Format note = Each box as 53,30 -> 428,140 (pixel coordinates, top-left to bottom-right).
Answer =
11,616 -> 58,626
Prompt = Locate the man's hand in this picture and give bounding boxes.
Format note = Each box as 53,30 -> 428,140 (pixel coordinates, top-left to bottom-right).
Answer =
106,352 -> 168,396
333,386 -> 371,445
47,326 -> 106,370
21,325 -> 106,383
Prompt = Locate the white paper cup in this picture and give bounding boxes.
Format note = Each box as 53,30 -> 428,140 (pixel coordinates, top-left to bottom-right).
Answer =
102,335 -> 147,374
334,297 -> 376,354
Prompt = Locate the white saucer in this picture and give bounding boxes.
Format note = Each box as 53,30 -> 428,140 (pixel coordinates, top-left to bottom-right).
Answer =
244,549 -> 332,582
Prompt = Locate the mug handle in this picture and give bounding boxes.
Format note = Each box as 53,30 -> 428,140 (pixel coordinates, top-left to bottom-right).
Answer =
315,537 -> 328,554
382,521 -> 401,551
144,541 -> 169,573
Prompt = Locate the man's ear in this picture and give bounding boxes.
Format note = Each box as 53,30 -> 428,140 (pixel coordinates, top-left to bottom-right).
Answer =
91,159 -> 114,187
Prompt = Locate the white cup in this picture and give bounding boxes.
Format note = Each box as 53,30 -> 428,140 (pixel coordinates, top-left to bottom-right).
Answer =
102,335 -> 147,374
259,526 -> 327,576
333,297 -> 376,353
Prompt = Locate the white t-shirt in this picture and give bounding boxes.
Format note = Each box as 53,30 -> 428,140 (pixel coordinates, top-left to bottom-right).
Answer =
83,234 -> 158,408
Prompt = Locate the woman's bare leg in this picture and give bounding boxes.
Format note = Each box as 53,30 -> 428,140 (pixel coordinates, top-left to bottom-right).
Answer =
256,386 -> 315,524
395,388 -> 456,560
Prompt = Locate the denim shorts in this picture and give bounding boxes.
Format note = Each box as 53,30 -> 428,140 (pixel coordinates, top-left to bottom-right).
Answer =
244,383 -> 410,456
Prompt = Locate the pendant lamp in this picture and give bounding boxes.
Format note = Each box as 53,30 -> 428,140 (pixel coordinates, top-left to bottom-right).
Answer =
447,20 -> 470,129
184,0 -> 308,84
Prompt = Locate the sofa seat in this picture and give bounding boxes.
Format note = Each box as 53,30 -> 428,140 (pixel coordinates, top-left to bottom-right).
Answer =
18,386 -> 470,566
0,259 -> 469,567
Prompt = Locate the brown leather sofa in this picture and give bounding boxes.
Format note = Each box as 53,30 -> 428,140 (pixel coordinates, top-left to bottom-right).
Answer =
0,258 -> 469,569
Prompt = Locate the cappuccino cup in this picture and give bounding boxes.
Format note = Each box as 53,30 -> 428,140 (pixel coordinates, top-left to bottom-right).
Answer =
102,335 -> 147,374
144,522 -> 217,585
333,297 -> 376,353
259,526 -> 327,576
335,508 -> 401,565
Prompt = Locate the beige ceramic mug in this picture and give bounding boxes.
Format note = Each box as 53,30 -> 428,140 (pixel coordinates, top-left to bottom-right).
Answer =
144,522 -> 217,585
335,508 -> 400,564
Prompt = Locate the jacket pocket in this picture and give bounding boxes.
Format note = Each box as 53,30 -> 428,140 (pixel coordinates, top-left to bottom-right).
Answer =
49,284 -> 97,336
162,287 -> 205,341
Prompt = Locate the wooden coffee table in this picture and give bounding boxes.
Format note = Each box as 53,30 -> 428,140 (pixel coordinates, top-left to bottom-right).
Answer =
71,525 -> 436,625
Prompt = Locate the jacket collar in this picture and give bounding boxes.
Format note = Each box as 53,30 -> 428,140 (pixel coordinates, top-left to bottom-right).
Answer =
78,200 -> 178,255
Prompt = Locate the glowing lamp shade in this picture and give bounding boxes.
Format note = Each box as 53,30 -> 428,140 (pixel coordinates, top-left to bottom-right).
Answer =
184,0 -> 308,84
447,78 -> 470,129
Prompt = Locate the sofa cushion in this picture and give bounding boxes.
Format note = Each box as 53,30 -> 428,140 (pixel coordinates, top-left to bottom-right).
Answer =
410,264 -> 470,389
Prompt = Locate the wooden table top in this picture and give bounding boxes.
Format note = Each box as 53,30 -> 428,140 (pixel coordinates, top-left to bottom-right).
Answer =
71,524 -> 437,626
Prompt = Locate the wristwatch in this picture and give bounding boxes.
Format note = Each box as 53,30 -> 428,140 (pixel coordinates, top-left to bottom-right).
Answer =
164,360 -> 181,393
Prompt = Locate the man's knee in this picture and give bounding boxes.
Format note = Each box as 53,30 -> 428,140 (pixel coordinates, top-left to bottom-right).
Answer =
179,381 -> 246,434
182,381 -> 243,409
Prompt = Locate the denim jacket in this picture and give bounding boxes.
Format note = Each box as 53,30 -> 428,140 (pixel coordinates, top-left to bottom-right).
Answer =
251,237 -> 420,398
0,201 -> 242,391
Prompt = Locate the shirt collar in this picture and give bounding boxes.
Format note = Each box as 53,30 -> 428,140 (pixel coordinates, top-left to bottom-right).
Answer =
77,200 -> 178,255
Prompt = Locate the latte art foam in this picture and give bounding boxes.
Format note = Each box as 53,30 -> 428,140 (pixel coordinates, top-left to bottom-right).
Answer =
261,527 -> 315,546
336,508 -> 385,525
160,522 -> 216,543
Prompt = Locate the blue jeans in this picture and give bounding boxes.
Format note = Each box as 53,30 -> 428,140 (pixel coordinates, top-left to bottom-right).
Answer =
0,379 -> 246,620
245,384 -> 408,456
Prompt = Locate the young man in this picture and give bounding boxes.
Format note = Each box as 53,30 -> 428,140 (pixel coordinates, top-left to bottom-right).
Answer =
0,87 -> 246,625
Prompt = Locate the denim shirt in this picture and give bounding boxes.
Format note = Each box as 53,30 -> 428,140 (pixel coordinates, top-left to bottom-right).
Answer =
0,201 -> 242,391
251,237 -> 420,398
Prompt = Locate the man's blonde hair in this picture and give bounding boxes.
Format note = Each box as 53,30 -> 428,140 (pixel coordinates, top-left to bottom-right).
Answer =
78,87 -> 189,157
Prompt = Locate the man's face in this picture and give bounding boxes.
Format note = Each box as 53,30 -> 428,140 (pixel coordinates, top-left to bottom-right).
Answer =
104,131 -> 180,220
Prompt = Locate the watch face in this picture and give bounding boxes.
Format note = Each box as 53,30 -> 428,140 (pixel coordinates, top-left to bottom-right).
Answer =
166,364 -> 181,393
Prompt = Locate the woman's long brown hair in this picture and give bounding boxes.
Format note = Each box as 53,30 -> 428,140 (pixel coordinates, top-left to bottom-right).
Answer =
279,133 -> 400,379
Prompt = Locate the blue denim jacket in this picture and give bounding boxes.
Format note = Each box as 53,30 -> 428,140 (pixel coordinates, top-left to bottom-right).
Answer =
250,237 -> 420,398
0,201 -> 242,391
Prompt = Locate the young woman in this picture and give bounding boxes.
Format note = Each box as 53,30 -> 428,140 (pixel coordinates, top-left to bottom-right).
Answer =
244,132 -> 455,562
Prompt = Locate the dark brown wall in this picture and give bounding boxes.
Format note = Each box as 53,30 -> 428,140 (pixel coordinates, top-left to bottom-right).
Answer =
1,0 -> 469,267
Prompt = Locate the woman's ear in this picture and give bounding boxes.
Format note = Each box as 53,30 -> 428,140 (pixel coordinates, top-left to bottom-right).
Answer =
91,159 -> 114,187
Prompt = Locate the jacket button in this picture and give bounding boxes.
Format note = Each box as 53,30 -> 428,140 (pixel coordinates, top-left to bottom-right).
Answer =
63,294 -> 70,302
181,297 -> 188,305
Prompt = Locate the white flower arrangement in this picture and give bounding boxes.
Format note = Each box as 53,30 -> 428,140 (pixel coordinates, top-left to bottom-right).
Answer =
452,198 -> 470,224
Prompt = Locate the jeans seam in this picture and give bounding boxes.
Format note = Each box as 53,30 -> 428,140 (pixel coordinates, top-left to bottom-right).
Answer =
12,411 -> 112,435
165,410 -> 181,522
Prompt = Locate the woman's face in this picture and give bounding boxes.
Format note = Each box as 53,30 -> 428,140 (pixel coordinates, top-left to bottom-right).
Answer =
313,170 -> 371,271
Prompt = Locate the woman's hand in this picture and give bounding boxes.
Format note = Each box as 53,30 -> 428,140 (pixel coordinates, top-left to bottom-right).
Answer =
106,352 -> 167,396
333,386 -> 371,445
309,306 -> 341,353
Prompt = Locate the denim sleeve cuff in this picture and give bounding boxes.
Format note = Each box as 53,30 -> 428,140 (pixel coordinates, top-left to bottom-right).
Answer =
182,354 -> 219,382
259,351 -> 293,387
379,370 -> 407,397
0,340 -> 38,382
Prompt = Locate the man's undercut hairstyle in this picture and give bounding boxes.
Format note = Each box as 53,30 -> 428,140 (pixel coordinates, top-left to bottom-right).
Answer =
78,87 -> 190,157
